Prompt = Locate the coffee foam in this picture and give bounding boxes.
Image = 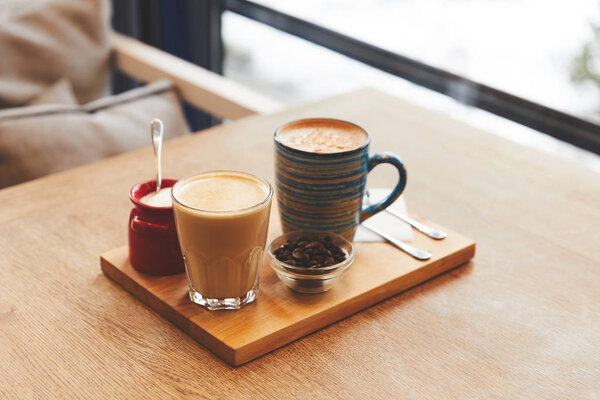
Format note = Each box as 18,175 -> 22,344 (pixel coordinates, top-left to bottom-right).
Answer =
276,119 -> 367,153
175,172 -> 270,213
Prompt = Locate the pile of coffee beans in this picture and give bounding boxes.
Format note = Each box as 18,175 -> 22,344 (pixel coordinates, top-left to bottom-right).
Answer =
273,235 -> 347,270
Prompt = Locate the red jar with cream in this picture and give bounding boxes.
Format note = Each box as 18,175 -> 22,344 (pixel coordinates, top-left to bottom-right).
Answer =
128,179 -> 185,275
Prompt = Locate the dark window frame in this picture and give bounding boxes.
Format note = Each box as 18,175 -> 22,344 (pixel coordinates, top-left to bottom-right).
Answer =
113,0 -> 600,155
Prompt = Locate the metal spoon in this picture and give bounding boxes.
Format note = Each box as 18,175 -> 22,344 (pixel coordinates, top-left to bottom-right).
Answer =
151,119 -> 164,193
365,190 -> 447,240
361,223 -> 432,260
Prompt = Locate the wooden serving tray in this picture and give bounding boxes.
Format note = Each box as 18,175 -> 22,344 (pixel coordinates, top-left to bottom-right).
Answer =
100,211 -> 475,366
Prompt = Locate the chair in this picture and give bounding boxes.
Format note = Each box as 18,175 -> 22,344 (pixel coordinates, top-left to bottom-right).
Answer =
0,1 -> 282,187
111,33 -> 282,120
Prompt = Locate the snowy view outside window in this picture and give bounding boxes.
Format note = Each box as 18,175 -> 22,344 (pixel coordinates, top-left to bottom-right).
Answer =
222,0 -> 600,171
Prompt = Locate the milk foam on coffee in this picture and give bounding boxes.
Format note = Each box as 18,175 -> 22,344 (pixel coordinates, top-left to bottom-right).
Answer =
178,174 -> 268,211
140,187 -> 172,207
172,172 -> 272,301
276,119 -> 367,153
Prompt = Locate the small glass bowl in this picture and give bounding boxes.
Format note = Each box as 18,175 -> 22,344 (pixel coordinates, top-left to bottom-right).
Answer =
267,231 -> 355,294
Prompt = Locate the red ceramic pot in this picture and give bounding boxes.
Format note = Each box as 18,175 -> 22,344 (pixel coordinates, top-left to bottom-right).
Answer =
128,179 -> 185,275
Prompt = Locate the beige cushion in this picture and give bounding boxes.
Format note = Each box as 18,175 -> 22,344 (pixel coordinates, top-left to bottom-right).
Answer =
26,78 -> 77,106
0,0 -> 111,107
0,80 -> 189,188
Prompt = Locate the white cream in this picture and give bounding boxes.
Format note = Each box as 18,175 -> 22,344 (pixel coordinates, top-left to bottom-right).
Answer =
140,187 -> 172,207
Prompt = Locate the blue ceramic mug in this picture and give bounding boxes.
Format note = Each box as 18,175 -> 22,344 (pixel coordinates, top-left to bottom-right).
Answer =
274,118 -> 407,241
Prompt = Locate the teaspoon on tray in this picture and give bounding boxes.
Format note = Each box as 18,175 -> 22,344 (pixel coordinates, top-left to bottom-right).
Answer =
365,190 -> 447,240
361,223 -> 432,260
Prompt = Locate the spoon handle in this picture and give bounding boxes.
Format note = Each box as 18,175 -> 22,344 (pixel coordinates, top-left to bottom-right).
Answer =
362,223 -> 432,260
386,209 -> 447,240
151,119 -> 164,192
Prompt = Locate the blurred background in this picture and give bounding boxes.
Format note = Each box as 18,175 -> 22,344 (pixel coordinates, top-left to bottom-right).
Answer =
224,1 -> 600,120
113,0 -> 600,170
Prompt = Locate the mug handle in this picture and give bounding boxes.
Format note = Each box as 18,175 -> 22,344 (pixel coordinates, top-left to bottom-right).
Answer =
131,216 -> 171,234
359,152 -> 407,223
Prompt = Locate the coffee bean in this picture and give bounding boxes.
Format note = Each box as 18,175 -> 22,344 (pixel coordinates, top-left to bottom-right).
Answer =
278,249 -> 290,258
275,235 -> 347,273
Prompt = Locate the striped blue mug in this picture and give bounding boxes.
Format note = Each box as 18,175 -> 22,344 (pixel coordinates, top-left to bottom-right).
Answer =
274,118 -> 407,241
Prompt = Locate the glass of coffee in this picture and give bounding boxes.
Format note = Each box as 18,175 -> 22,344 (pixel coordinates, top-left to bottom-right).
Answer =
171,171 -> 273,310
274,118 -> 407,240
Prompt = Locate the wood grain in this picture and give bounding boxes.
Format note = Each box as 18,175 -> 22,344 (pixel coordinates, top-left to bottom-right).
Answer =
1,89 -> 599,399
100,205 -> 475,366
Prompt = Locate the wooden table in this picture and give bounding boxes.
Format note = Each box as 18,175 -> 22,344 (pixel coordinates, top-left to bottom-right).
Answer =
1,89 -> 598,398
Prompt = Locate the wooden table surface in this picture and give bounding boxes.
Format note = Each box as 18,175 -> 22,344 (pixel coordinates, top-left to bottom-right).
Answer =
1,89 -> 598,399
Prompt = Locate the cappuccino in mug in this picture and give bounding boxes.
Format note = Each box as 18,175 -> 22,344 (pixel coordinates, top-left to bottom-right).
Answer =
274,118 -> 407,240
276,119 -> 367,153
